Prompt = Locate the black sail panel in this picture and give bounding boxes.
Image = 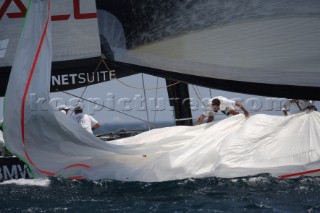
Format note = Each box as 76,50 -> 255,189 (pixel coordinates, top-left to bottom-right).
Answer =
97,0 -> 320,99
106,60 -> 320,100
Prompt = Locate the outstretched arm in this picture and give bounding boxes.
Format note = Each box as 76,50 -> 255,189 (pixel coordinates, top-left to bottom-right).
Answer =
235,102 -> 249,118
207,115 -> 214,123
195,114 -> 205,125
282,100 -> 290,116
282,109 -> 288,116
92,123 -> 100,130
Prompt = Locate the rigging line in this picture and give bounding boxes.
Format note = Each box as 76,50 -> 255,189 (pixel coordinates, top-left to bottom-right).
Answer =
209,88 -> 213,98
153,77 -> 159,125
115,75 -> 180,90
62,91 -> 156,125
141,74 -> 151,130
78,59 -> 103,99
192,85 -> 206,107
68,59 -> 104,117
195,85 -> 203,100
173,81 -> 180,121
101,59 -> 181,90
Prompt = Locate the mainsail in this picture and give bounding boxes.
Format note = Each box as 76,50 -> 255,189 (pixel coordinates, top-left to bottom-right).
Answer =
97,0 -> 320,99
3,0 -> 320,181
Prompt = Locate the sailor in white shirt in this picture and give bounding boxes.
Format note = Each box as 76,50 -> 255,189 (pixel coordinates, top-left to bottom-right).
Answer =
195,96 -> 249,125
282,99 -> 317,116
71,105 -> 100,134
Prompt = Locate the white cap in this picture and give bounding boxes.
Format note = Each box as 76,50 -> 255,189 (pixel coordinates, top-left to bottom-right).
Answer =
58,105 -> 70,110
73,103 -> 84,110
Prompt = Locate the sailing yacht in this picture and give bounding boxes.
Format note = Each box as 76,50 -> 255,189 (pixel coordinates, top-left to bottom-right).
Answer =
0,0 -> 320,182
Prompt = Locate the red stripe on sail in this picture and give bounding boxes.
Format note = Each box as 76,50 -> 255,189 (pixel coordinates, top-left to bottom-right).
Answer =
64,164 -> 91,169
68,176 -> 85,180
20,1 -> 91,179
21,0 -> 55,177
279,169 -> 320,178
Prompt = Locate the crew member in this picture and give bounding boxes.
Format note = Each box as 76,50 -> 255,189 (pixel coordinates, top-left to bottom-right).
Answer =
195,96 -> 249,125
71,105 -> 100,134
282,99 -> 317,116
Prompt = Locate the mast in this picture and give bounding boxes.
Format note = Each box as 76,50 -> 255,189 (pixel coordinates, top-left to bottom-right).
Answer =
166,80 -> 193,126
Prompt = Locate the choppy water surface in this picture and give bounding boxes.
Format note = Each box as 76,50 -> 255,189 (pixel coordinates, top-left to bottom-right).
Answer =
0,175 -> 319,212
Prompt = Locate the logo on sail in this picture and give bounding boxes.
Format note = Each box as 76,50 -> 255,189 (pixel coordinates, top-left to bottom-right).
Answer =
51,70 -> 116,86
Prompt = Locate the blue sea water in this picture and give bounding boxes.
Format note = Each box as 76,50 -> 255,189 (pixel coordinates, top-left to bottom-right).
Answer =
0,175 -> 319,212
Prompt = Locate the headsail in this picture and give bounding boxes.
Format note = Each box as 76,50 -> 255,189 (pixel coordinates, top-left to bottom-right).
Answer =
4,0 -> 53,176
4,0 -> 126,179
97,0 -> 320,99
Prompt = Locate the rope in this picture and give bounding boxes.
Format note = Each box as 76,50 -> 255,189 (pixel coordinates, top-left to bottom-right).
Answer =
153,77 -> 159,125
69,59 -> 103,116
62,91 -> 156,126
59,58 -> 171,125
115,76 -> 180,90
192,85 -> 206,107
141,74 -> 151,130
78,59 -> 103,97
101,59 -> 180,90
173,81 -> 180,121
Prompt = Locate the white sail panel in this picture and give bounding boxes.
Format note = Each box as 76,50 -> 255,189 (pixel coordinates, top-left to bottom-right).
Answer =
0,0 -> 100,67
4,0 -> 53,175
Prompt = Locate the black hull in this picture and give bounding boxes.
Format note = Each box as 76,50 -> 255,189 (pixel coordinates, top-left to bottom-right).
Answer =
0,157 -> 32,182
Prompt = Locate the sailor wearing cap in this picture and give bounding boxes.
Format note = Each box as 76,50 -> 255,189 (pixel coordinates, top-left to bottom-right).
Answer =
71,104 -> 100,134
